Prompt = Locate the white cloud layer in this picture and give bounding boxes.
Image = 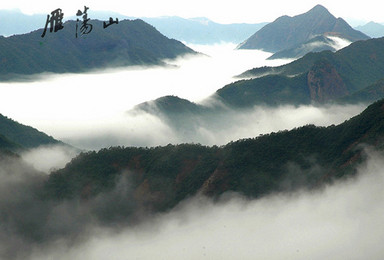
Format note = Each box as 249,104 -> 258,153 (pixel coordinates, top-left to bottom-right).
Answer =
21,144 -> 79,173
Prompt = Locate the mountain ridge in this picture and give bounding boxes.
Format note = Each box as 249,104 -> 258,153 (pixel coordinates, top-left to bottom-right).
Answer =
0,10 -> 267,44
0,113 -> 64,152
223,36 -> 384,107
238,5 -> 369,54
141,16 -> 266,44
0,18 -> 196,81
45,98 -> 384,212
355,21 -> 384,38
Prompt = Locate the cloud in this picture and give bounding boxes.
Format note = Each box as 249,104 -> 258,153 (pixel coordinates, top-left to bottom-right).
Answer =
20,144 -> 79,173
327,36 -> 352,50
27,148 -> 384,260
129,102 -> 366,147
0,154 -> 48,259
0,44 -> 364,150
0,44 -> 292,150
53,101 -> 365,150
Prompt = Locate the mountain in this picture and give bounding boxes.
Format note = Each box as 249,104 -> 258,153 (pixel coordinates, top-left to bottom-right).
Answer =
136,95 -> 205,116
338,78 -> 384,104
134,95 -> 222,135
238,5 -> 369,54
44,98 -> 384,215
355,21 -> 384,38
0,133 -> 21,152
0,10 -> 263,44
0,113 -> 61,150
0,9 -> 133,36
141,16 -> 267,44
267,35 -> 347,60
218,36 -> 384,107
133,36 -> 384,124
3,98 -> 384,258
0,19 -> 196,81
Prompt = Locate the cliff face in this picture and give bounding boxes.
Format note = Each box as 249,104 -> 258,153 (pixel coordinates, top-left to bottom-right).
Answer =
307,59 -> 349,102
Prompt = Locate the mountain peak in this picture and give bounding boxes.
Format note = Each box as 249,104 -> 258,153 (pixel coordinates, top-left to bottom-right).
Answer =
304,4 -> 334,19
309,4 -> 330,13
238,4 -> 369,52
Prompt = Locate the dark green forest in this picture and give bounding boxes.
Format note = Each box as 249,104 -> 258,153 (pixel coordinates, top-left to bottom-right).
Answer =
0,19 -> 195,80
0,113 -> 60,151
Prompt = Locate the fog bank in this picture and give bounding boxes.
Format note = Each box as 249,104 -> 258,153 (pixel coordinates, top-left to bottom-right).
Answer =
21,145 -> 79,173
66,103 -> 366,150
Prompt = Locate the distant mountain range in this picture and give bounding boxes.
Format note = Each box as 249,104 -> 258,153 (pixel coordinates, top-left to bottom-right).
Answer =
355,21 -> 384,38
0,9 -> 132,36
0,9 -> 265,44
141,16 -> 267,44
0,19 -> 195,80
238,5 -> 369,59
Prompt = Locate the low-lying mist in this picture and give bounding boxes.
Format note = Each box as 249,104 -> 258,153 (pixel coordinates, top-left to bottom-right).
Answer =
327,36 -> 352,50
64,102 -> 366,150
1,148 -> 378,260
20,144 -> 79,173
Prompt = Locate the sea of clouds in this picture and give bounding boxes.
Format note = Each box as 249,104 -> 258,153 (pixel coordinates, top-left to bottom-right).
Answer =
0,43 -> 366,150
0,43 -> 380,260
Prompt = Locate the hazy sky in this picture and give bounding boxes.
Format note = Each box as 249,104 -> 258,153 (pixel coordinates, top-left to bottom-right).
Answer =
1,0 -> 383,25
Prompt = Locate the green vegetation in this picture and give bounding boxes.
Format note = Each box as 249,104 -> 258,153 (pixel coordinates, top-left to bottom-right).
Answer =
217,73 -> 310,107
229,37 -> 384,107
0,19 -> 195,80
337,79 -> 384,104
44,99 -> 384,213
0,113 -> 60,151
0,133 -> 21,152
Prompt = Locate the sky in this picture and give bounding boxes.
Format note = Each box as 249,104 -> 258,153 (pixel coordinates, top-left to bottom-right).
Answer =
1,0 -> 383,25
